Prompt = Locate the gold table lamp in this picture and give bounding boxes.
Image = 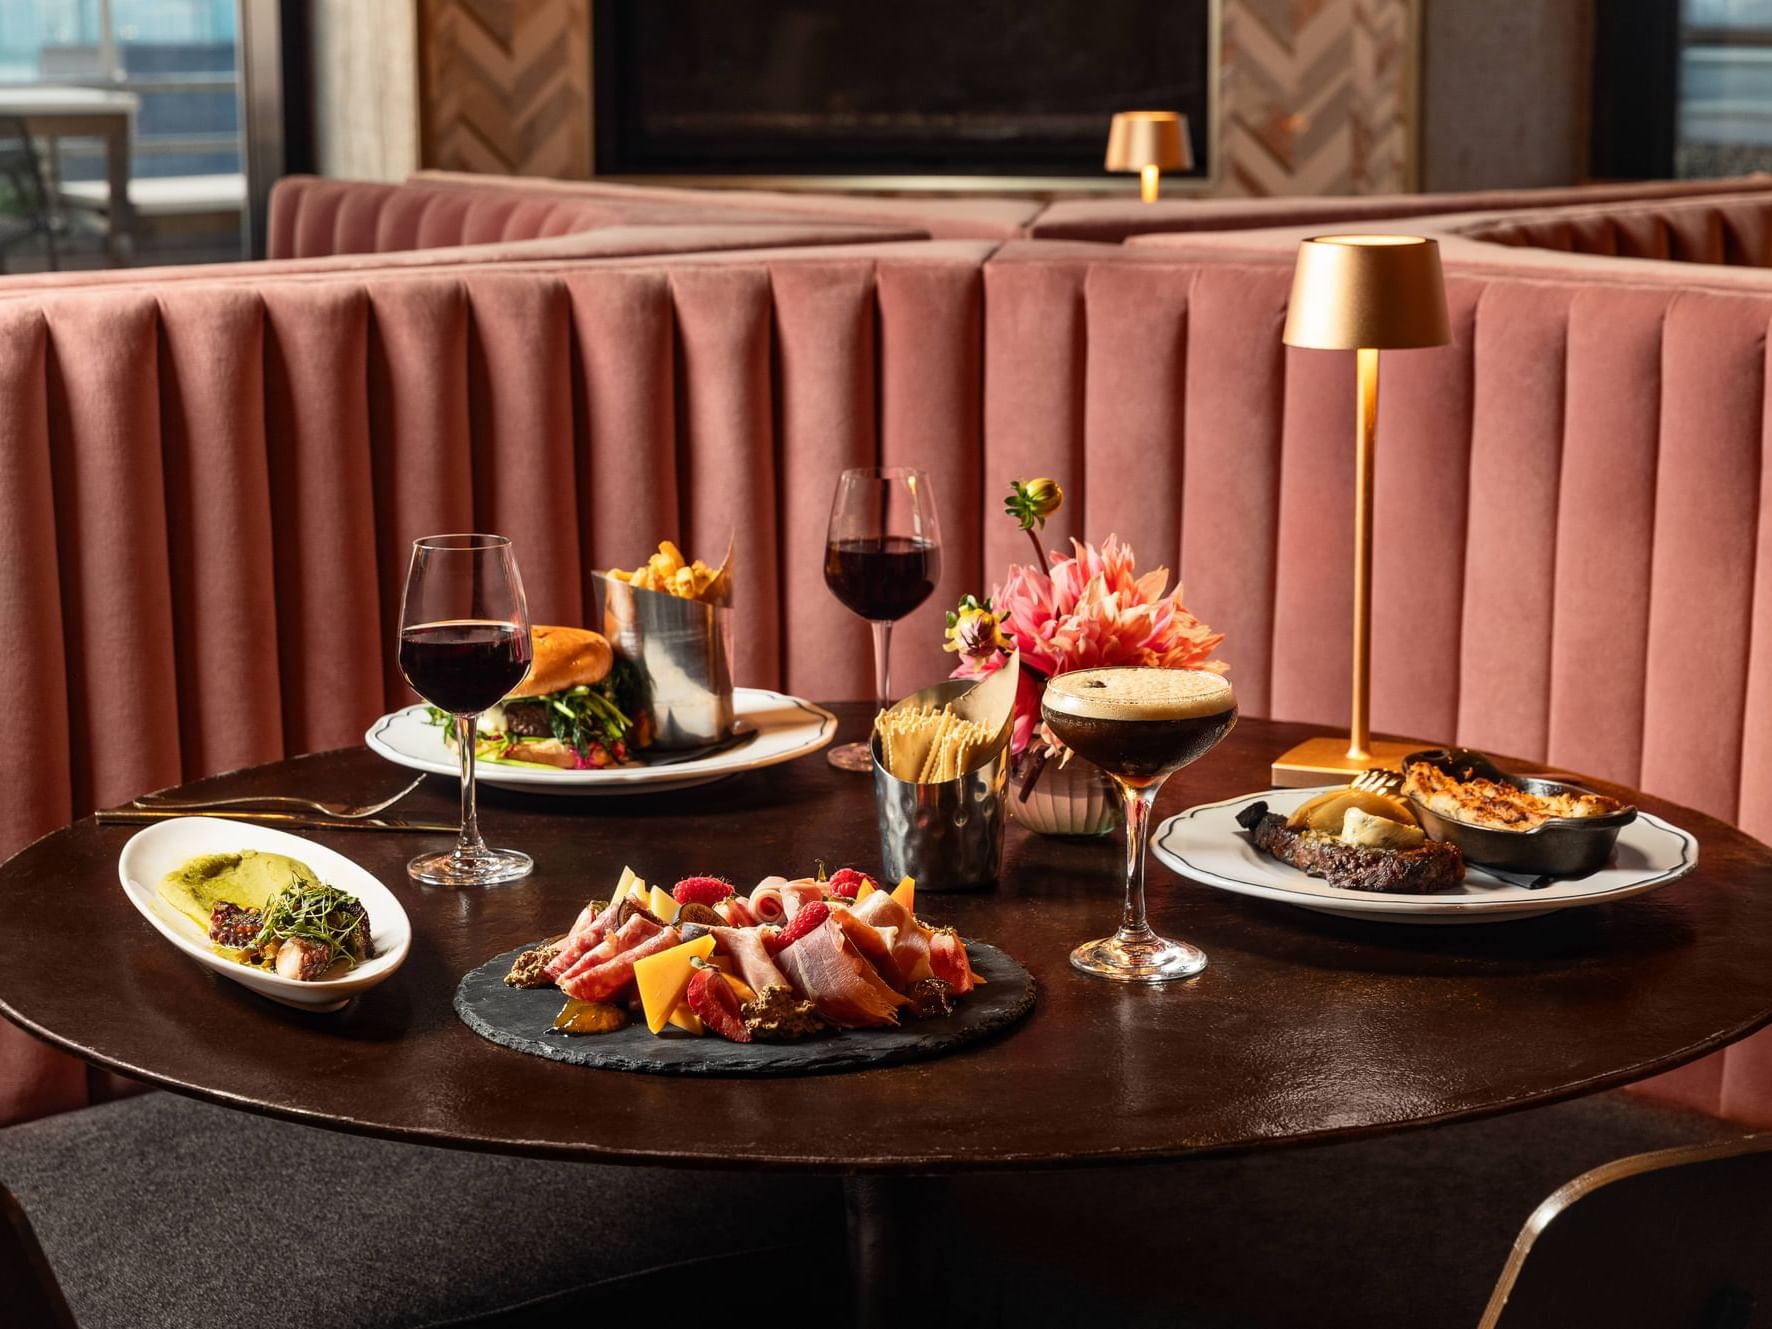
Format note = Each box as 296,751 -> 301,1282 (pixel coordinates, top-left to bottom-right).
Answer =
1106,111 -> 1192,202
1272,235 -> 1451,786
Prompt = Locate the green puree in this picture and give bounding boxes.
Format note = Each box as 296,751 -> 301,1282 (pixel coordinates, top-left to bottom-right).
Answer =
159,851 -> 318,932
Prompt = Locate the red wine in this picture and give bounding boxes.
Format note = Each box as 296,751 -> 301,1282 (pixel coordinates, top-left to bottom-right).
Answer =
823,536 -> 941,622
399,620 -> 532,715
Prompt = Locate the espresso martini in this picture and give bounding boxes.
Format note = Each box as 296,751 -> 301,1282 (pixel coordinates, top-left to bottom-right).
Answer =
1042,667 -> 1238,982
1042,667 -> 1237,786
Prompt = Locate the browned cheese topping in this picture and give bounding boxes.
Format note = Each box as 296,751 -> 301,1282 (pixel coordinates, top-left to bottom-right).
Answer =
1404,763 -> 1621,831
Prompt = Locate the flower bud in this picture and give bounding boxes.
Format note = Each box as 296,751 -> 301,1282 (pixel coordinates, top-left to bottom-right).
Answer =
1005,477 -> 1065,531
1024,477 -> 1063,517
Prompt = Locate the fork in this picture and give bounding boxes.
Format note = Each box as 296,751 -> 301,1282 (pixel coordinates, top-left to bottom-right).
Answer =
1350,767 -> 1403,795
134,774 -> 426,820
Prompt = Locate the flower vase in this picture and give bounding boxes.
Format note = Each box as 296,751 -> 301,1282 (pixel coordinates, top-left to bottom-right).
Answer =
1011,754 -> 1119,838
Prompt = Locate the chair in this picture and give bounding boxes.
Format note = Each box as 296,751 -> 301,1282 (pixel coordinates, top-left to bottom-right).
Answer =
2,1183 -> 78,1329
0,115 -> 60,272
1480,1132 -> 1772,1328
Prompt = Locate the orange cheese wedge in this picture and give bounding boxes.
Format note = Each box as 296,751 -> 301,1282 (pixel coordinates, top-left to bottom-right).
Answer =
634,934 -> 717,1035
855,880 -> 877,902
889,875 -> 915,912
667,1005 -> 705,1036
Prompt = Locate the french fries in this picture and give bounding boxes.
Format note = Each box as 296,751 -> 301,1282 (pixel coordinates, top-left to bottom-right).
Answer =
607,540 -> 730,604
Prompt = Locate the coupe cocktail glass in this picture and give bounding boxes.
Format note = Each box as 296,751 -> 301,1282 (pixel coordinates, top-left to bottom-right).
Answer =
1041,666 -> 1237,981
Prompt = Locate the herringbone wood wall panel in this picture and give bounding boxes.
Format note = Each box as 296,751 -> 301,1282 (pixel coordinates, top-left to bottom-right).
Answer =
418,0 -> 1414,194
1221,0 -> 1414,195
420,0 -> 593,177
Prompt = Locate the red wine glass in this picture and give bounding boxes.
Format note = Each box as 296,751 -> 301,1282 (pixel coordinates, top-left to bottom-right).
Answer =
823,467 -> 942,771
397,534 -> 535,886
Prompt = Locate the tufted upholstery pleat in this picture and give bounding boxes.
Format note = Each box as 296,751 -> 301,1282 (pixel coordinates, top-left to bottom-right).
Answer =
670,267 -> 783,688
44,296 -> 185,814
1546,288 -> 1667,786
981,259 -> 1089,585
771,262 -> 879,702
878,260 -> 985,692
261,286 -> 385,757
1640,294 -> 1767,823
1458,282 -> 1574,758
159,289 -> 283,776
464,276 -> 583,625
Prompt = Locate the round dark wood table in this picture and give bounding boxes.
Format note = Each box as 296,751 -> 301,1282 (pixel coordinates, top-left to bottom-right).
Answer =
5,708 -> 1772,1321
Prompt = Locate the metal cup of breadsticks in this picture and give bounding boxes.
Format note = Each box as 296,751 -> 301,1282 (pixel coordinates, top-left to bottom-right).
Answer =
871,656 -> 1019,893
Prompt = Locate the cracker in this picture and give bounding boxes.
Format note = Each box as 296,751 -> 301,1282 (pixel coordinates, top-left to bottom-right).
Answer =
917,711 -> 956,783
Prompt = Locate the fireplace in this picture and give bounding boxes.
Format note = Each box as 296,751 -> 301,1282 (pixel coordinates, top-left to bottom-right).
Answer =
590,0 -> 1216,186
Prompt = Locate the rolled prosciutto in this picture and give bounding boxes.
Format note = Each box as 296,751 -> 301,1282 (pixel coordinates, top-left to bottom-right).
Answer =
712,926 -> 790,994
843,893 -> 936,988
929,930 -> 984,995
777,918 -> 907,1028
718,895 -> 759,928
747,876 -> 791,923
748,877 -> 825,924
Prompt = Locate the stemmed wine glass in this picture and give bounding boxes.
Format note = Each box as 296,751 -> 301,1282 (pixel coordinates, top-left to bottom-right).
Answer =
1041,666 -> 1238,981
397,534 -> 535,886
823,467 -> 943,771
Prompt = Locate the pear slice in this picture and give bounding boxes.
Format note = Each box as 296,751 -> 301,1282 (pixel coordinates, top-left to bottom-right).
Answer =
1286,789 -> 1418,833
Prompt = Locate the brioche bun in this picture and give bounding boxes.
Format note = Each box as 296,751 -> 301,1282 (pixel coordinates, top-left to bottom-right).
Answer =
508,625 -> 613,698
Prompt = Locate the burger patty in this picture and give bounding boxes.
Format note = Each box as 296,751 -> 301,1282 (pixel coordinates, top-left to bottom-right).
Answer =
1235,801 -> 1465,894
502,699 -> 554,739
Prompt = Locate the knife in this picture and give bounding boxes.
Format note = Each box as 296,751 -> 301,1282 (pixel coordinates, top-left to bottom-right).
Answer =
96,807 -> 458,834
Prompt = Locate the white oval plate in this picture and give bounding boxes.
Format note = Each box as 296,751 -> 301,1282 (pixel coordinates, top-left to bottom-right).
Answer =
1152,786 -> 1698,924
364,688 -> 836,795
118,818 -> 412,1010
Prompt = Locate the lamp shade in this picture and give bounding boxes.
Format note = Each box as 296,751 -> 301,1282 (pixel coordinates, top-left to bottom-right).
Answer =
1105,111 -> 1192,172
1282,235 -> 1451,350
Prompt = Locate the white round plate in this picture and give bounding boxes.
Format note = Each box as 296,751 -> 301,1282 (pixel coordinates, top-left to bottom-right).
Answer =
118,817 -> 411,1011
365,688 -> 837,795
1152,786 -> 1698,924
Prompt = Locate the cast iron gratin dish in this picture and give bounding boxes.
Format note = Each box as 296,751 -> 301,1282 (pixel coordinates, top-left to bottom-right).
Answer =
1402,748 -> 1637,878
454,940 -> 1035,1076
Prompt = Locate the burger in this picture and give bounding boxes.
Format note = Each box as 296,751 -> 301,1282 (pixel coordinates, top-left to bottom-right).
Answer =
441,625 -> 651,769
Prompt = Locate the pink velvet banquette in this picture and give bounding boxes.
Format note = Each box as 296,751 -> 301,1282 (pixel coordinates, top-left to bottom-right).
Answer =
5,170 -> 1772,1127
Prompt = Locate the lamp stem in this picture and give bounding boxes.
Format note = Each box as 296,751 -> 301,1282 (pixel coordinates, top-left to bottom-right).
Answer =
1140,164 -> 1160,203
1349,347 -> 1378,763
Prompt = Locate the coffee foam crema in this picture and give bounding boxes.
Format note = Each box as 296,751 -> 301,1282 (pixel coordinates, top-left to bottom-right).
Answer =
1043,666 -> 1236,721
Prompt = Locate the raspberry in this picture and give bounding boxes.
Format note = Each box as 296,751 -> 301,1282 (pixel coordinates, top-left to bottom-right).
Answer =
765,900 -> 830,954
825,867 -> 874,900
685,965 -> 751,1043
672,876 -> 734,906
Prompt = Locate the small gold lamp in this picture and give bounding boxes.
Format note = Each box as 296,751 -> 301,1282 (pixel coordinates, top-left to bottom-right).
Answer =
1272,235 -> 1452,786
1106,111 -> 1192,202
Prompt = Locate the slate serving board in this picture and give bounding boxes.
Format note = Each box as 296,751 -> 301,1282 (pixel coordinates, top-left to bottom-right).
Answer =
454,940 -> 1036,1076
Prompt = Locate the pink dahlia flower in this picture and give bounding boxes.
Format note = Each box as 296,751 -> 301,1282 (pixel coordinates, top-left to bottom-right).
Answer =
952,535 -> 1226,755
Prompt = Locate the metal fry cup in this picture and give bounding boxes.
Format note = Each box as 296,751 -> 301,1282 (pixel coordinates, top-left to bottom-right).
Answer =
872,678 -> 1008,893
595,573 -> 735,750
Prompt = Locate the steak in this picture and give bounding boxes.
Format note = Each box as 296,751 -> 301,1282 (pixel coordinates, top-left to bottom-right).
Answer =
1235,801 -> 1465,894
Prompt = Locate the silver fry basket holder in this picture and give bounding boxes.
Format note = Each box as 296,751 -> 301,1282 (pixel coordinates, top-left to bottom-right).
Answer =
595,572 -> 735,750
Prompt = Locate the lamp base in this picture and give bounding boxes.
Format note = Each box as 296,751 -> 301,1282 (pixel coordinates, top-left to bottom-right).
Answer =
1270,736 -> 1431,788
